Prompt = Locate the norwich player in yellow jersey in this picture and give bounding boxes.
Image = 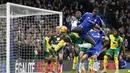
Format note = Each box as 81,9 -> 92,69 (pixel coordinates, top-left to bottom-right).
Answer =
43,31 -> 55,72
101,29 -> 123,73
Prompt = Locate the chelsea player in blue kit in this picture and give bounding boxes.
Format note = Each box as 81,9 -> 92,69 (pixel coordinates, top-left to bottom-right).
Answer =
78,26 -> 105,73
51,8 -> 105,58
72,7 -> 103,46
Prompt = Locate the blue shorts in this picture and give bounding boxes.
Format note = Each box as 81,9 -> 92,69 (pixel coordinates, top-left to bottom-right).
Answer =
84,49 -> 100,58
78,25 -> 92,40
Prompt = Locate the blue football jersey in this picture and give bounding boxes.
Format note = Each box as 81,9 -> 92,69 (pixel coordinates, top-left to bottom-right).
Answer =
89,30 -> 104,51
79,12 -> 103,33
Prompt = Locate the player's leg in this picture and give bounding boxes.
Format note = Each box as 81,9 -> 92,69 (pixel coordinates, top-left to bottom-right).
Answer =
80,34 -> 96,46
43,52 -> 50,72
44,53 -> 53,73
72,26 -> 96,46
57,51 -> 63,73
90,53 -> 100,73
79,50 -> 92,73
52,56 -> 57,72
128,70 -> 130,72
54,33 -> 77,52
79,53 -> 88,73
89,57 -> 94,71
114,48 -> 120,73
71,26 -> 82,33
79,48 -> 88,72
72,52 -> 78,71
101,49 -> 113,73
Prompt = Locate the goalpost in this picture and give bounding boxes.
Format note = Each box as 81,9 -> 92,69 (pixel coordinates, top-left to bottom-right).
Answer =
0,2 -> 63,73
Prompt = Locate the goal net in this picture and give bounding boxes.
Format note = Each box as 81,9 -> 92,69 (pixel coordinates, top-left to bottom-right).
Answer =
0,3 -> 62,73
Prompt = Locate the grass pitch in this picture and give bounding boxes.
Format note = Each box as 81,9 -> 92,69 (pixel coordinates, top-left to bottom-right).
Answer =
62,69 -> 129,73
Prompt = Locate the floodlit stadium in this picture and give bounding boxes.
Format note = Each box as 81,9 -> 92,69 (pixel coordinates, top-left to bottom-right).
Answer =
0,0 -> 130,73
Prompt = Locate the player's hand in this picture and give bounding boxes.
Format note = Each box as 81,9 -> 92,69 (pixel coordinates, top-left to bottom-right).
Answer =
99,30 -> 103,34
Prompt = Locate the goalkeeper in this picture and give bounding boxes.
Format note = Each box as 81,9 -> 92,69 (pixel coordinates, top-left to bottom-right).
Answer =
49,26 -> 68,73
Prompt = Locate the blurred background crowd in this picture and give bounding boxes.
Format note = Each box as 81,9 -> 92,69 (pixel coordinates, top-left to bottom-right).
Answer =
0,0 -> 130,62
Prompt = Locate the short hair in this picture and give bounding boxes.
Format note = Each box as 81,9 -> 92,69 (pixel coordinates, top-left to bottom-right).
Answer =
93,7 -> 99,12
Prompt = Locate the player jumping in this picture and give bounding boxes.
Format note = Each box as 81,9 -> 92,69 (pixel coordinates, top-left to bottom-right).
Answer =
52,7 -> 104,55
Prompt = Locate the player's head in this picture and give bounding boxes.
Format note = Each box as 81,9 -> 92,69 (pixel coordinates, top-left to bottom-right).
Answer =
113,29 -> 118,37
75,11 -> 81,18
55,26 -> 60,34
47,30 -> 52,37
119,55 -> 123,61
93,26 -> 99,31
92,7 -> 99,17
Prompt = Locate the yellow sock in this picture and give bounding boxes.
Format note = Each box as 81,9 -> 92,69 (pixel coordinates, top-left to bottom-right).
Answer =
114,56 -> 119,71
52,62 -> 56,71
72,56 -> 78,70
81,64 -> 85,71
103,55 -> 108,71
128,70 -> 130,72
54,40 -> 65,52
89,58 -> 94,70
43,62 -> 47,72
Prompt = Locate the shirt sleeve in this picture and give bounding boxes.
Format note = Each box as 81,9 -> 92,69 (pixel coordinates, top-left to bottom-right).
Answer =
80,12 -> 88,22
43,39 -> 47,52
119,36 -> 123,43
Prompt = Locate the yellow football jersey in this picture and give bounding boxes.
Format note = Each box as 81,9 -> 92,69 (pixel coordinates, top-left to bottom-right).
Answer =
109,34 -> 123,49
43,37 -> 52,52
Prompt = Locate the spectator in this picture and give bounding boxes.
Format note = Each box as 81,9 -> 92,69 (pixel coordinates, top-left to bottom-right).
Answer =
119,55 -> 127,69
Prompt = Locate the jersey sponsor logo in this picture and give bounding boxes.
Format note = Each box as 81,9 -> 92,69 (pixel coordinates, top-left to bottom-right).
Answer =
89,20 -> 96,24
94,19 -> 97,22
92,35 -> 100,38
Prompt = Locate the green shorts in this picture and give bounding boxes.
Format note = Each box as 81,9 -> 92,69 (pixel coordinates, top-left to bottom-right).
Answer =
44,51 -> 56,59
106,48 -> 120,57
68,33 -> 83,44
80,48 -> 88,53
44,52 -> 51,59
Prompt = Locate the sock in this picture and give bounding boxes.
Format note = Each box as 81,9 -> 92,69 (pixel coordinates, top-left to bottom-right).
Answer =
58,60 -> 63,72
43,62 -> 47,72
128,70 -> 130,72
79,62 -> 83,73
54,40 -> 65,52
60,64 -> 63,73
103,55 -> 108,71
89,58 -> 94,70
81,62 -> 85,71
114,56 -> 119,71
52,62 -> 56,71
58,60 -> 63,65
72,56 -> 78,70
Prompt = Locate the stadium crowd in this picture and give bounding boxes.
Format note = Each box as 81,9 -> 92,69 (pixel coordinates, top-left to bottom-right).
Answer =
0,0 -> 130,61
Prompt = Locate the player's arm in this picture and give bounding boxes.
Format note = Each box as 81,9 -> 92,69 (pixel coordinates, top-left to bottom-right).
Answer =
95,17 -> 106,32
118,36 -> 123,48
43,39 -> 47,52
103,35 -> 110,48
80,12 -> 89,22
48,35 -> 55,48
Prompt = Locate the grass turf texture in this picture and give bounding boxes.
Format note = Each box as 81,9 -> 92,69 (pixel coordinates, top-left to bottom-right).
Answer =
62,69 -> 129,73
